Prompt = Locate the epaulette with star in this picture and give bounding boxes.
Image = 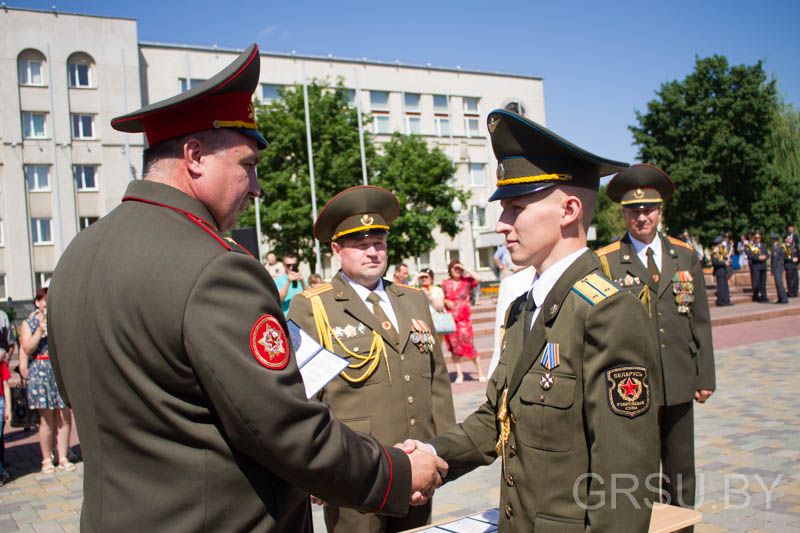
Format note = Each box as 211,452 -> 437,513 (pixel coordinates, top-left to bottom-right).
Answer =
571,273 -> 619,306
595,241 -> 621,256
301,283 -> 333,298
668,236 -> 694,251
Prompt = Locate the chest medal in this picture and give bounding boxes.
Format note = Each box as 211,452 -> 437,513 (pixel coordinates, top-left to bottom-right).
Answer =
672,271 -> 695,315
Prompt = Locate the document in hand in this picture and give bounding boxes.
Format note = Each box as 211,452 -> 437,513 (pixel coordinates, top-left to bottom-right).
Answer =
287,320 -> 349,399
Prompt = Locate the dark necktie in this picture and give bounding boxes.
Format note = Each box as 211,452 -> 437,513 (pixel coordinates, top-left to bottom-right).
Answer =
523,289 -> 537,336
367,292 -> 399,345
646,247 -> 660,283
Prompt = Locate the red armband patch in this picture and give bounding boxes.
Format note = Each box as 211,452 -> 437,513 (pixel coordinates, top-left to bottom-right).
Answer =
249,314 -> 290,370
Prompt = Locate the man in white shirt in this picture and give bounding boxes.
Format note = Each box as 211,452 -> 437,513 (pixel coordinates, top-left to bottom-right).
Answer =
488,266 -> 535,376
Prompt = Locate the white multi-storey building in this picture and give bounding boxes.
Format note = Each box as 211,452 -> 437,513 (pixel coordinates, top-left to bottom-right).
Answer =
1,6 -> 545,299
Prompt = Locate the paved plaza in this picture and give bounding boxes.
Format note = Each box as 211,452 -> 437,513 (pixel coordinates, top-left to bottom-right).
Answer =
1,315 -> 799,532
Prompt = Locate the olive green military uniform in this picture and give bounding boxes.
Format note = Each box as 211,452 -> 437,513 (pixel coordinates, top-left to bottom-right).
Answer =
45,45 -> 412,532
289,272 -> 455,532
597,233 -> 715,509
432,251 -> 661,532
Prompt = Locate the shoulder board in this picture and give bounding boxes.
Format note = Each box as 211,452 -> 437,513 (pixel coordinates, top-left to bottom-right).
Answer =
668,236 -> 694,251
595,241 -> 621,257
301,283 -> 333,298
571,273 -> 619,307
395,282 -> 421,292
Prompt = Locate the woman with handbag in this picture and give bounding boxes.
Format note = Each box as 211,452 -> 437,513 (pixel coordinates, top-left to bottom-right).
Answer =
441,261 -> 486,384
19,287 -> 75,474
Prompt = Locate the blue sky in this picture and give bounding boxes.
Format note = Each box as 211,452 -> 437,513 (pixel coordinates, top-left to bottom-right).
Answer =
12,0 -> 800,164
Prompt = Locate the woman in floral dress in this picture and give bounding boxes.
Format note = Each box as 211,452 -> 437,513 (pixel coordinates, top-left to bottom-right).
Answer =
19,287 -> 75,473
441,261 -> 485,383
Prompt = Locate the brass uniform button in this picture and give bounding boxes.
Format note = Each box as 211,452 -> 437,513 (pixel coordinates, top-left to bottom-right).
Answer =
659,327 -> 664,333
539,394 -> 545,402
510,443 -> 517,453
353,347 -> 360,352
409,418 -> 416,426
505,504 -> 514,518
661,344 -> 666,349
505,474 -> 515,486
407,396 -> 414,404
400,355 -> 405,361
404,374 -> 411,382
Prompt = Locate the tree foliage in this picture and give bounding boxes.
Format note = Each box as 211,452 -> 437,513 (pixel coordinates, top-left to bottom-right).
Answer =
592,184 -> 627,246
630,55 -> 800,243
239,80 -> 464,268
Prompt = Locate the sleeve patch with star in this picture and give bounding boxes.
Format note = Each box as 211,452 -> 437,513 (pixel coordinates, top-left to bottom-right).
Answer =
249,314 -> 290,370
605,365 -> 650,418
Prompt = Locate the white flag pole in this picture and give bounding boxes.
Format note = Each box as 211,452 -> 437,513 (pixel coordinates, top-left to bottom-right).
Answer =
302,63 -> 323,275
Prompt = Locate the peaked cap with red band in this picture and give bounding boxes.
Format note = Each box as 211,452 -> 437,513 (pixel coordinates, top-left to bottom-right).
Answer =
111,43 -> 268,149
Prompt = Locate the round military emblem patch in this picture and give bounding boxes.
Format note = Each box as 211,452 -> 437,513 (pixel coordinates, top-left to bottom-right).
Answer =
249,314 -> 290,370
605,365 -> 650,418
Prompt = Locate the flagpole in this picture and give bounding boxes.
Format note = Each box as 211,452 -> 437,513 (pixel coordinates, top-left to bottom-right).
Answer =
354,67 -> 368,185
302,63 -> 323,275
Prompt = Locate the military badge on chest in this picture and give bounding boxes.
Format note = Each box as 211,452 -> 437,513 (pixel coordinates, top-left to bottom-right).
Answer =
672,271 -> 695,315
538,342 -> 560,390
615,273 -> 642,288
606,365 -> 650,418
410,319 -> 434,353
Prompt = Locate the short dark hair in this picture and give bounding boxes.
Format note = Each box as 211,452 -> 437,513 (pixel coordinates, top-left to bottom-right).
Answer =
141,129 -> 231,177
394,263 -> 407,271
35,287 -> 48,302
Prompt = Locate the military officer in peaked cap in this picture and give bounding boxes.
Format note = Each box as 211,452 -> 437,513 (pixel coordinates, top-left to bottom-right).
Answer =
405,111 -> 661,531
46,44 -> 446,532
288,185 -> 455,533
596,164 -> 716,524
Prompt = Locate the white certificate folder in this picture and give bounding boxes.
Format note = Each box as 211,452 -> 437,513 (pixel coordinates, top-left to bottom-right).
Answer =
287,319 -> 348,399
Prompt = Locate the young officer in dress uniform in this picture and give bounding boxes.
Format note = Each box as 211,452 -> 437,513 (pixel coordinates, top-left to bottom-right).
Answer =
406,111 -> 662,532
288,186 -> 455,533
711,236 -> 732,306
783,233 -> 799,297
770,233 -> 789,304
45,44 -> 446,532
596,164 -> 716,525
746,231 -> 770,302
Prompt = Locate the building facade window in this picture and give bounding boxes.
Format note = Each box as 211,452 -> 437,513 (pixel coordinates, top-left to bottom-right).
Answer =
179,78 -> 206,92
35,272 -> 52,291
403,93 -> 420,111
476,246 -> 495,270
74,165 -> 99,190
0,274 -> 6,299
79,216 -> 99,229
369,90 -> 389,110
463,97 -> 480,114
25,165 -> 50,192
405,115 -> 421,135
435,116 -> 451,137
342,88 -> 356,106
471,205 -> 487,228
464,117 -> 481,137
261,83 -> 282,103
18,49 -> 46,86
417,251 -> 431,269
372,114 -> 391,134
71,114 -> 95,139
445,249 -> 460,265
469,163 -> 486,186
67,52 -> 94,88
22,111 -> 47,138
31,218 -> 53,245
433,94 -> 449,113
0,219 -> 4,247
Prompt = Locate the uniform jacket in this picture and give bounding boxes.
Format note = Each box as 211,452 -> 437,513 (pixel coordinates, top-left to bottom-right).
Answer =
711,245 -> 730,277
431,251 -> 661,532
746,241 -> 769,271
288,272 -> 455,448
47,180 -> 411,532
596,233 -> 715,405
785,244 -> 800,269
771,244 -> 787,273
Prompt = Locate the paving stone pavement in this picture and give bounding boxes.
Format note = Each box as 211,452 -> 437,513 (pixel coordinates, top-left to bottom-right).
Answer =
3,334 -> 799,532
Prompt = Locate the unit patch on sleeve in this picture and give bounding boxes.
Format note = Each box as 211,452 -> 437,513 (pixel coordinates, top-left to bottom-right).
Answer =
605,365 -> 650,418
249,314 -> 290,370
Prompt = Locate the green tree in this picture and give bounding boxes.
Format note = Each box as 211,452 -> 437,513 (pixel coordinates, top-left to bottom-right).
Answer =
759,102 -> 800,232
592,184 -> 627,246
630,55 -> 796,244
372,133 -> 467,265
239,81 -> 465,268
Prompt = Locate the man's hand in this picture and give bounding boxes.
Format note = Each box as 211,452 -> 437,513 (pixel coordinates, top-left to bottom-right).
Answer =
395,441 -> 448,506
694,389 -> 714,403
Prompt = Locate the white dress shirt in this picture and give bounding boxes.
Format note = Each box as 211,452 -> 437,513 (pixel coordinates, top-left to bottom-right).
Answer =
340,272 -> 399,331
527,247 -> 589,329
629,232 -> 663,273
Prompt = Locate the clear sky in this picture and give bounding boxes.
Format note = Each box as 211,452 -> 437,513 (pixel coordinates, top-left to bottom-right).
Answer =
10,0 -> 800,164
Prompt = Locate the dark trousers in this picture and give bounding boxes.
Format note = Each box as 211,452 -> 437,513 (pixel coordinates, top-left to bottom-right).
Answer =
324,499 -> 432,533
773,269 -> 788,302
661,402 -> 695,518
751,267 -> 768,301
786,264 -> 799,297
714,272 -> 731,306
